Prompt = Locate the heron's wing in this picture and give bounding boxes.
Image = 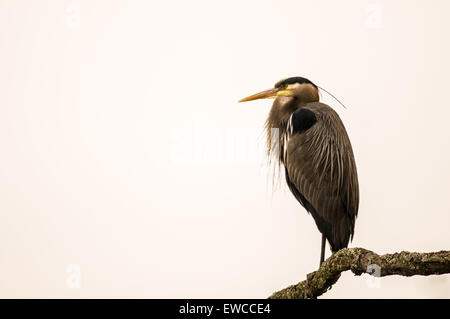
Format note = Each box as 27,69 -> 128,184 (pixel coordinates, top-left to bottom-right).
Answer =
285,103 -> 359,251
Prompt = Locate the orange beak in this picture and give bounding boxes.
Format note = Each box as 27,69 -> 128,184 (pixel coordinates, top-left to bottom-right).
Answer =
238,88 -> 280,103
238,86 -> 294,103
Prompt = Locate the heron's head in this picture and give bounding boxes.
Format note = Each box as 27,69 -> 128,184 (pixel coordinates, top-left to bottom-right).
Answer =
238,76 -> 319,105
239,77 -> 320,166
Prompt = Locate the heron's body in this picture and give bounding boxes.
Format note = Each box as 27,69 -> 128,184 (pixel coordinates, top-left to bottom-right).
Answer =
240,77 -> 359,265
282,102 -> 358,253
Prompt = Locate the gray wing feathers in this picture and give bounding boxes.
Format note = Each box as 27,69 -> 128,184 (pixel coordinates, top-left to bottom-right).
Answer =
285,103 -> 359,251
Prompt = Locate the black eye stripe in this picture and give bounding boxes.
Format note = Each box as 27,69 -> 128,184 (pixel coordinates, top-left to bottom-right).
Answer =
275,77 -> 317,89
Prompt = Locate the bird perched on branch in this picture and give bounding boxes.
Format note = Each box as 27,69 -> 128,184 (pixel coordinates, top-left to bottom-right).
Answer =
239,77 -> 359,266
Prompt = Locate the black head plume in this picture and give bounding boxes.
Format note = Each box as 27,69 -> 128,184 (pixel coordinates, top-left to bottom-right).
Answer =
275,77 -> 317,89
274,77 -> 347,109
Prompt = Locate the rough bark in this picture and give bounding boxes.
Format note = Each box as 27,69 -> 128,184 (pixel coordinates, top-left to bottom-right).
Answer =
269,247 -> 450,299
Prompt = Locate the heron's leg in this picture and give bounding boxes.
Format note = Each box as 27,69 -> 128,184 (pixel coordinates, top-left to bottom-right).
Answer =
320,234 -> 326,266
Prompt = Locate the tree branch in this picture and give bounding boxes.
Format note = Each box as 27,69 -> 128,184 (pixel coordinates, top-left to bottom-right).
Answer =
269,247 -> 450,299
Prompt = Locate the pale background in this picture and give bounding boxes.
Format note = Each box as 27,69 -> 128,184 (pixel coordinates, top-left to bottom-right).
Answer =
0,0 -> 449,298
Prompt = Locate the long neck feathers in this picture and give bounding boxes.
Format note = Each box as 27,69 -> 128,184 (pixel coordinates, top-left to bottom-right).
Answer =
265,84 -> 319,166
265,97 -> 295,166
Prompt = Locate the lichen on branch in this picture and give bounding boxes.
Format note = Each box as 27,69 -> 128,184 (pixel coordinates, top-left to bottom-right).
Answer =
269,248 -> 450,299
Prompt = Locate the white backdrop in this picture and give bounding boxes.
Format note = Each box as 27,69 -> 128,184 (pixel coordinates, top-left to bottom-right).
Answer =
0,0 -> 449,298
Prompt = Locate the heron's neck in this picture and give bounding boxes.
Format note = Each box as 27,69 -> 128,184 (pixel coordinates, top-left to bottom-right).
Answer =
265,84 -> 319,165
265,99 -> 295,164
294,84 -> 320,104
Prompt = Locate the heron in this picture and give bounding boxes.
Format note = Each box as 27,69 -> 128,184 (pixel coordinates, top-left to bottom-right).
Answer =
239,77 -> 359,266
